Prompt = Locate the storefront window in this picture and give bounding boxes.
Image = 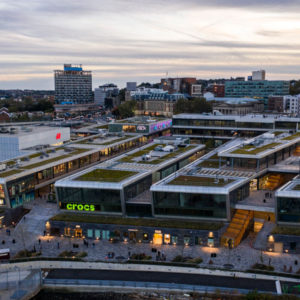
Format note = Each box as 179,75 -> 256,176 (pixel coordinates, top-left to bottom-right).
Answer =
164,234 -> 171,244
153,192 -> 227,218
171,235 -> 178,245
184,236 -> 190,245
102,230 -> 110,240
95,230 -> 101,239
87,229 -> 93,238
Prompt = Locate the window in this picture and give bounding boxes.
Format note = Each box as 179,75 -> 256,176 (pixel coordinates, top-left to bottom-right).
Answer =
87,229 -> 93,238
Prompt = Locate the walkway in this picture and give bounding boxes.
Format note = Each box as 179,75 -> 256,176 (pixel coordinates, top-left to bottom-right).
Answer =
253,222 -> 276,250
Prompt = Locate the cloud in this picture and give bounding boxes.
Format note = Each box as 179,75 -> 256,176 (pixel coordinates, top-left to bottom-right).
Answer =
1,0 -> 300,88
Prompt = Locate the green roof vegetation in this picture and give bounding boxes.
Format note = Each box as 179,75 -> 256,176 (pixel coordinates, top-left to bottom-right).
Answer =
75,168 -> 138,182
168,175 -> 234,187
119,144 -> 159,163
95,124 -> 108,129
119,145 -> 196,164
50,213 -> 223,230
273,131 -> 283,136
272,226 -> 300,236
231,143 -> 281,155
0,169 -> 23,178
22,148 -> 89,170
292,185 -> 300,191
282,132 -> 300,141
197,154 -> 226,169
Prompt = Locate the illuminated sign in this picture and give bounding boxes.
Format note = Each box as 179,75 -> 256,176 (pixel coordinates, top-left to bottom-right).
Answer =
137,125 -> 147,131
56,133 -> 61,140
66,203 -> 95,211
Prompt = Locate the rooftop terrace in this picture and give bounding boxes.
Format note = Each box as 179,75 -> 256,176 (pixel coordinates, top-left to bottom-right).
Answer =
75,169 -> 138,183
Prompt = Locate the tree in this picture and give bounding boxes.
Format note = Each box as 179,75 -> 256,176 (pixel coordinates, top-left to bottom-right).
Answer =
117,100 -> 136,119
290,80 -> 300,95
119,88 -> 126,102
174,97 -> 212,114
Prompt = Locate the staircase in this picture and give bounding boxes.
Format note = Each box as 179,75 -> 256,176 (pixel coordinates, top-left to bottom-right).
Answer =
293,146 -> 300,156
221,209 -> 253,248
264,174 -> 284,190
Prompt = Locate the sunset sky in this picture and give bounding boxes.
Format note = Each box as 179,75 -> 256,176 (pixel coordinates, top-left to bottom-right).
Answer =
1,0 -> 300,89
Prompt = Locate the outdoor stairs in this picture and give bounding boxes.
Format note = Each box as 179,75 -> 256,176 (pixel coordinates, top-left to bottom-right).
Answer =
264,174 -> 284,191
221,209 -> 253,248
294,146 -> 300,156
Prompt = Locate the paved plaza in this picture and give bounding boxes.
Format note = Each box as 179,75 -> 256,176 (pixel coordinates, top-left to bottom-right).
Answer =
0,199 -> 300,274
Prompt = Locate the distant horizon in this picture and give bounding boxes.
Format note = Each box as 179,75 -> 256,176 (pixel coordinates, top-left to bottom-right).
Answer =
1,1 -> 300,89
0,69 -> 299,91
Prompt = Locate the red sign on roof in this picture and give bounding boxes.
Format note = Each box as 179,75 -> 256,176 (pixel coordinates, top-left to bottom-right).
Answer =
56,133 -> 61,140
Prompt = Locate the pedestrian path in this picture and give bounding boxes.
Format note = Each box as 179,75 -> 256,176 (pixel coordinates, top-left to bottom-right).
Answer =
253,222 -> 276,250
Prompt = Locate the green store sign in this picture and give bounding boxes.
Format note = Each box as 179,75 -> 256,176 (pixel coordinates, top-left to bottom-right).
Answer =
66,203 -> 95,211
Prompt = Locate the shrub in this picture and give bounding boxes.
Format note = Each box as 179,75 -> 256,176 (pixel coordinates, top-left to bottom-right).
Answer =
252,263 -> 274,271
130,253 -> 152,260
14,250 -> 41,259
172,255 -> 202,264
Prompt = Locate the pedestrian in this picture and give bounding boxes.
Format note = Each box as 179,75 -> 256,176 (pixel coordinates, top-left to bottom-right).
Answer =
38,239 -> 41,245
43,230 -> 46,236
24,216 -> 26,222
57,242 -> 60,249
92,243 -> 95,247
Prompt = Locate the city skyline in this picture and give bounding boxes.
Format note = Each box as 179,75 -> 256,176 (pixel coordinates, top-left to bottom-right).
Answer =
1,0 -> 300,89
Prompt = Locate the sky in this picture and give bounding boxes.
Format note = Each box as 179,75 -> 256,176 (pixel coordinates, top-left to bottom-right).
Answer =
1,0 -> 300,89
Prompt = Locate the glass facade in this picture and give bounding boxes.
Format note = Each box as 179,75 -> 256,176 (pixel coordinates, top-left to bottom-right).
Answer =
57,187 -> 122,213
153,192 -> 227,218
277,197 -> 300,223
0,185 -> 5,206
229,183 -> 250,205
124,176 -> 152,201
225,80 -> 289,103
7,175 -> 35,208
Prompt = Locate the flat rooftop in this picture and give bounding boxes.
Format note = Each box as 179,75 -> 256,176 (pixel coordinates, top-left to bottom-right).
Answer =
55,140 -> 204,189
173,113 -> 300,123
0,134 -> 142,181
115,117 -> 169,124
151,140 -> 253,194
0,125 -> 65,137
75,169 -> 138,183
276,176 -> 300,198
219,131 -> 300,159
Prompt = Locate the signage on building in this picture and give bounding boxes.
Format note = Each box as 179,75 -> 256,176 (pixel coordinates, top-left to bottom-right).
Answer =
137,125 -> 147,131
66,203 -> 95,211
56,132 -> 61,140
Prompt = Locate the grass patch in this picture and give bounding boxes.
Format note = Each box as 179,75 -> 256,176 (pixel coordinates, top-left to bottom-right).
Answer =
22,148 -> 89,170
50,213 -> 223,230
0,169 -> 23,178
282,132 -> 300,141
272,226 -> 300,236
292,184 -> 300,191
231,143 -> 280,155
168,175 -> 234,187
95,124 -> 108,129
75,169 -> 138,182
273,131 -> 283,136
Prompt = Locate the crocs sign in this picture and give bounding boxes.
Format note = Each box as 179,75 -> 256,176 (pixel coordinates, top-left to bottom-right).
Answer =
66,203 -> 95,211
